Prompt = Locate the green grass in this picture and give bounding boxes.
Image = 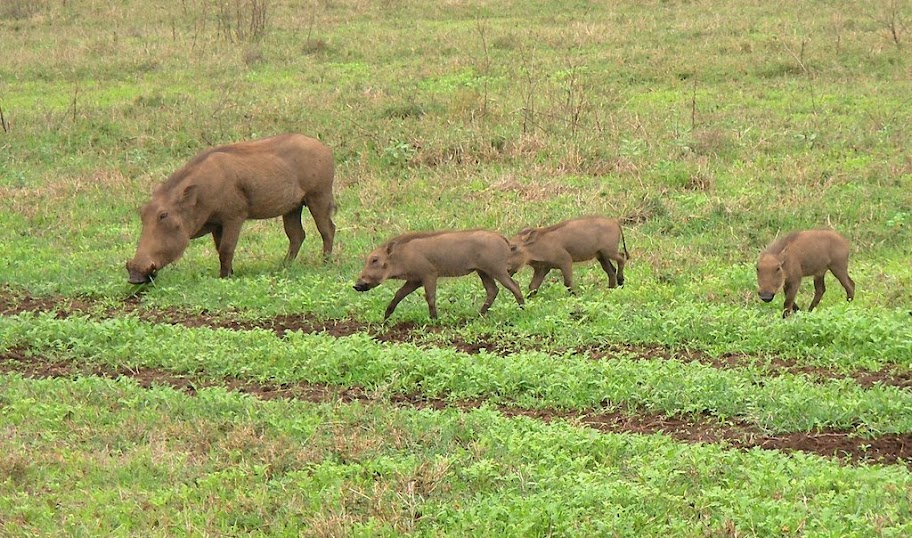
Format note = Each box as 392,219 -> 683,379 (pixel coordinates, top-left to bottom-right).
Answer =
2,374 -> 910,537
3,313 -> 911,434
3,0 -> 912,533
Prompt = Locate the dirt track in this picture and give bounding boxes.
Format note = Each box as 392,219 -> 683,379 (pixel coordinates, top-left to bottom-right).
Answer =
2,289 -> 911,467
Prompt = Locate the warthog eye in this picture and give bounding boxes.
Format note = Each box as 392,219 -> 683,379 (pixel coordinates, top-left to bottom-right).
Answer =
158,211 -> 169,221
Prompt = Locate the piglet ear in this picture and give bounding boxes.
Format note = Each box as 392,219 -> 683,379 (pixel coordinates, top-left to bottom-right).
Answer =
180,185 -> 198,207
521,229 -> 538,245
385,242 -> 396,255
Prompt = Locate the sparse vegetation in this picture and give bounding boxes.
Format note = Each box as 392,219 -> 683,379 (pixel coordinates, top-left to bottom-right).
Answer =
0,0 -> 45,21
217,0 -> 272,43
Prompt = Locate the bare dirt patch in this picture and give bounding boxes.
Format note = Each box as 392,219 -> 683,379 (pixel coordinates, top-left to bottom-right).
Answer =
2,349 -> 909,467
3,288 -> 910,389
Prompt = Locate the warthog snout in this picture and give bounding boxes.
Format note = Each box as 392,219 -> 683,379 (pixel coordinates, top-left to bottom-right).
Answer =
353,281 -> 376,292
128,272 -> 154,285
126,260 -> 157,285
758,291 -> 775,302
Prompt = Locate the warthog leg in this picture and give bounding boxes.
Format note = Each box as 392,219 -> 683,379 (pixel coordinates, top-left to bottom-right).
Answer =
306,191 -> 336,259
477,271 -> 499,315
830,264 -> 855,302
217,220 -> 244,278
782,279 -> 800,318
384,280 -> 421,320
808,275 -> 826,311
282,206 -> 305,263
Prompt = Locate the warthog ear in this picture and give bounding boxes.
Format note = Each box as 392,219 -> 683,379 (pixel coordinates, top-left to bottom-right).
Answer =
385,242 -> 396,255
179,185 -> 198,208
519,228 -> 538,245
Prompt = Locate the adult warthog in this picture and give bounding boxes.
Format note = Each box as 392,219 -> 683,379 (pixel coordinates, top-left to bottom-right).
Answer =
126,133 -> 335,283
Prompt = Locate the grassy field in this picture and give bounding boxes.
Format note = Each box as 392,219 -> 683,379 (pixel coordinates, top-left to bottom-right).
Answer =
2,0 -> 912,535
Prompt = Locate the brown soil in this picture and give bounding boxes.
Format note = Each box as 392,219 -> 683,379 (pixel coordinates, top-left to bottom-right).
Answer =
2,288 -> 911,389
2,349 -> 909,467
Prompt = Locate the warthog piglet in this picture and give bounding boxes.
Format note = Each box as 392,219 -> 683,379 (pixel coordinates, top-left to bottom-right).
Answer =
508,215 -> 629,297
756,229 -> 855,318
354,230 -> 525,320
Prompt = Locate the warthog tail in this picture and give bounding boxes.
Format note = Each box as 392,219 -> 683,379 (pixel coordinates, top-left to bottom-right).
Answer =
621,227 -> 630,260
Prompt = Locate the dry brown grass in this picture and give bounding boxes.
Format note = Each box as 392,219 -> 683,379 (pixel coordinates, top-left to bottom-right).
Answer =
1,170 -> 135,221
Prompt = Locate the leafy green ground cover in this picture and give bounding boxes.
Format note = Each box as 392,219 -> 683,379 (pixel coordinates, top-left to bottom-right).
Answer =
2,0 -> 912,534
2,374 -> 911,537
3,313 -> 911,434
